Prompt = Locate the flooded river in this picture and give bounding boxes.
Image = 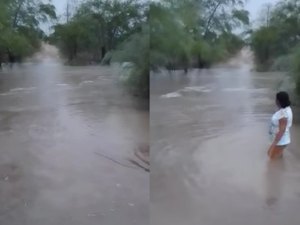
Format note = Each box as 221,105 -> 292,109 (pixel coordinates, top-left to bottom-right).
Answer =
151,51 -> 300,225
0,50 -> 148,225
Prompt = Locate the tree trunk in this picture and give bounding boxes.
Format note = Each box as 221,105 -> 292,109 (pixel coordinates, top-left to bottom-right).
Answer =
9,53 -> 15,66
184,67 -> 188,74
101,46 -> 106,59
198,55 -> 205,68
204,1 -> 222,37
12,0 -> 26,28
66,1 -> 70,23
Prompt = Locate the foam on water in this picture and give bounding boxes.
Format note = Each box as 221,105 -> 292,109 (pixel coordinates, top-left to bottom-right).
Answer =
182,86 -> 212,93
80,80 -> 95,85
160,86 -> 212,98
56,83 -> 70,87
10,87 -> 37,92
161,92 -> 182,98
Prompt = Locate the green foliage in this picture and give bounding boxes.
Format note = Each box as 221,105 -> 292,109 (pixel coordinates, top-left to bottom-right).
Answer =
150,2 -> 193,69
291,46 -> 300,96
232,9 -> 250,26
50,0 -> 149,97
51,21 -> 86,62
112,25 -> 149,98
252,0 -> 300,69
253,0 -> 300,97
50,0 -> 148,97
51,0 -> 146,63
0,30 -> 32,56
149,0 -> 249,69
0,0 -> 56,62
251,26 -> 278,69
271,55 -> 292,72
48,0 -> 249,98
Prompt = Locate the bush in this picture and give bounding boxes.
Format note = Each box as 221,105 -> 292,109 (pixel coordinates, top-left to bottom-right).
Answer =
251,26 -> 278,69
270,55 -> 292,71
291,46 -> 300,97
112,25 -> 149,98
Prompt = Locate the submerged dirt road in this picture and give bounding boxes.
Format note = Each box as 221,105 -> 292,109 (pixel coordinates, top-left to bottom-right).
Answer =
151,50 -> 300,225
0,50 -> 148,225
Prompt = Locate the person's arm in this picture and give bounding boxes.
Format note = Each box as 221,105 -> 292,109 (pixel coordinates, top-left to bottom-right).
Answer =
270,118 -> 287,147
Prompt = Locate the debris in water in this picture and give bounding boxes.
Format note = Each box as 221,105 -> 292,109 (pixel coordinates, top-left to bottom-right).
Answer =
134,144 -> 149,165
128,143 -> 150,172
128,159 -> 149,172
95,145 -> 149,172
94,152 -> 138,170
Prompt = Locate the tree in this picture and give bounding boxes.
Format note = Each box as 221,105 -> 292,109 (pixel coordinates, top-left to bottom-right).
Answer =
252,0 -> 300,69
112,24 -> 149,98
252,0 -> 300,98
149,0 -> 249,69
0,0 -> 56,65
251,26 -> 278,69
257,3 -> 273,27
150,2 -> 194,70
49,0 -> 148,97
51,0 -> 146,63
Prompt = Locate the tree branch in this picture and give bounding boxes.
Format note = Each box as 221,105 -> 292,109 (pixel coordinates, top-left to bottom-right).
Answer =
204,0 -> 222,37
12,0 -> 26,28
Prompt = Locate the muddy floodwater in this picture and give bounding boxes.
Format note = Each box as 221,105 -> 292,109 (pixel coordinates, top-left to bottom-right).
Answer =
151,53 -> 300,225
0,54 -> 148,225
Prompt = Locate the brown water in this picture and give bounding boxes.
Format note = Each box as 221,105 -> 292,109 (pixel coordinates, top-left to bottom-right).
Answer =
151,50 -> 300,225
0,49 -> 149,225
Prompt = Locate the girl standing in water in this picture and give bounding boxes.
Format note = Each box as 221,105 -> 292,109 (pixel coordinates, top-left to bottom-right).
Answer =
268,91 -> 293,159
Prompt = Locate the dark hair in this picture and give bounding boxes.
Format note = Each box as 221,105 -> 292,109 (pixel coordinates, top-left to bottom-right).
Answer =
276,91 -> 291,108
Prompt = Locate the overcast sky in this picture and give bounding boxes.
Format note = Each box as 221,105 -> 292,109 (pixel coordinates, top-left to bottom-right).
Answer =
51,0 -> 280,19
45,0 -> 278,30
246,0 -> 279,21
52,0 -> 67,15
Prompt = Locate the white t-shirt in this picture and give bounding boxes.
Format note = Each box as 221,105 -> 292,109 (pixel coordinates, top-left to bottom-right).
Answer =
269,106 -> 293,146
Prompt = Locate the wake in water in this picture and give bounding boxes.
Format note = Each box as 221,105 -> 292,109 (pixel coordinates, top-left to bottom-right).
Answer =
26,43 -> 61,63
160,48 -> 255,98
221,47 -> 254,69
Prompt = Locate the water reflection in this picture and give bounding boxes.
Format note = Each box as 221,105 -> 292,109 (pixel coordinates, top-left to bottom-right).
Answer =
151,51 -> 300,225
0,59 -> 148,225
265,159 -> 286,207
